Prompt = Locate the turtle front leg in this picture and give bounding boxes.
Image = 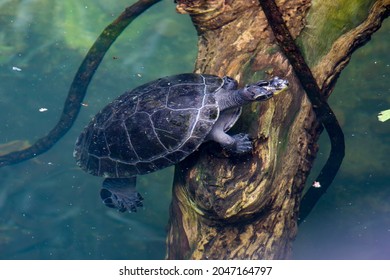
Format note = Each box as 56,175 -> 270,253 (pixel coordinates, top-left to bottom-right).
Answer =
207,128 -> 252,154
230,133 -> 253,153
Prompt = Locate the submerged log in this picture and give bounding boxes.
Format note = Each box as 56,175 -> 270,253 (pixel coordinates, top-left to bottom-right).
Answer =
167,0 -> 390,259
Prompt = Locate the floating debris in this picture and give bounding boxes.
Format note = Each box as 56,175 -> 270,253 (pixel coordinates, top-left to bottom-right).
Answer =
312,181 -> 321,188
12,66 -> 22,72
38,108 -> 48,112
378,109 -> 390,122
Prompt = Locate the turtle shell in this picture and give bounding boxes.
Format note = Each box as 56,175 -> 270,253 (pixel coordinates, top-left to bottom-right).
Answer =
74,73 -> 224,178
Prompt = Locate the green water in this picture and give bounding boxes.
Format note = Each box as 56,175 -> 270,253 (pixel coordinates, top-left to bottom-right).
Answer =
0,0 -> 389,259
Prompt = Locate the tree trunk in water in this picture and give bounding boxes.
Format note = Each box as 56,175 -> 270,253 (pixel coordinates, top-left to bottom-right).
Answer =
167,0 -> 390,259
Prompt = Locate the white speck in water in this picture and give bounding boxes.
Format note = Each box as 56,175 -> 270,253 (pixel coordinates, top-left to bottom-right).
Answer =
39,108 -> 48,112
312,181 -> 321,188
12,66 -> 22,71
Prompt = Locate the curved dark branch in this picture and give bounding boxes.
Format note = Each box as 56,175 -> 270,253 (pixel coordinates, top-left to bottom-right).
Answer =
0,0 -> 162,168
258,0 -> 345,223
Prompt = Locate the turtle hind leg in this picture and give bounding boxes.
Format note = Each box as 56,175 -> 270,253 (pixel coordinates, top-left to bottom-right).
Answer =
100,177 -> 143,213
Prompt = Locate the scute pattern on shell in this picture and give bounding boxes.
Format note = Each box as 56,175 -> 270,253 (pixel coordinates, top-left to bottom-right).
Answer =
74,74 -> 223,178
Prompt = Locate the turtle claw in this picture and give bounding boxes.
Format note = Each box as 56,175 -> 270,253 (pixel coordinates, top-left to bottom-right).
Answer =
231,133 -> 253,154
100,188 -> 144,213
100,178 -> 143,213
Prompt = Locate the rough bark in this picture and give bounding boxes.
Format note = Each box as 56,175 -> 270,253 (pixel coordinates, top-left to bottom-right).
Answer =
167,0 -> 390,259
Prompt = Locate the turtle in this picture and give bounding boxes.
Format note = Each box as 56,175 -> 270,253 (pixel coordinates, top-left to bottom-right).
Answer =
74,73 -> 288,212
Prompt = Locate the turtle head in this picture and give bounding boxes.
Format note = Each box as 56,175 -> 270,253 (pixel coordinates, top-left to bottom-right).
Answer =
242,76 -> 289,101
